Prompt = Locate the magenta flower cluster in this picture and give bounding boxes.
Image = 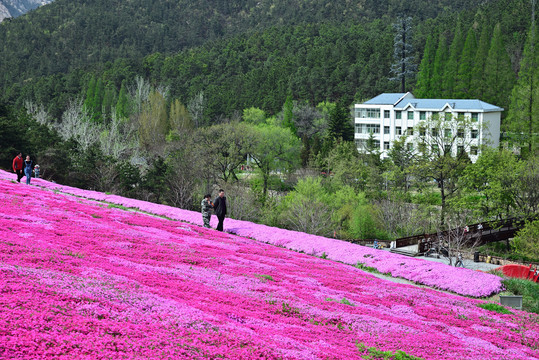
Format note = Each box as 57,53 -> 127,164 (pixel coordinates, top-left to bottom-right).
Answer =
6,170 -> 505,297
0,173 -> 538,359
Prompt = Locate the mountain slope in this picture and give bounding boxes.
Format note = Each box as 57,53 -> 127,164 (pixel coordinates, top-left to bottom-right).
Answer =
0,0 -> 53,21
0,0 -> 488,92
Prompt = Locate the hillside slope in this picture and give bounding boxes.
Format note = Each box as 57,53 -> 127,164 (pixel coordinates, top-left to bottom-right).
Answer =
0,0 -> 494,105
1,176 -> 538,358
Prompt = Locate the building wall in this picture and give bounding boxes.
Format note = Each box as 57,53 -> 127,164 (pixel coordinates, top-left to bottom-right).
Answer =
354,102 -> 502,162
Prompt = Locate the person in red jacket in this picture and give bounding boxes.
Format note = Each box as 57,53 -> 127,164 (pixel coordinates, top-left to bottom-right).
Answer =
12,152 -> 23,183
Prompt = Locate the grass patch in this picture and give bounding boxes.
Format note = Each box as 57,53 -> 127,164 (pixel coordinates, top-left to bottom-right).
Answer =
356,342 -> 424,359
476,303 -> 513,315
355,262 -> 379,273
64,250 -> 85,259
107,204 -> 129,211
254,274 -> 274,282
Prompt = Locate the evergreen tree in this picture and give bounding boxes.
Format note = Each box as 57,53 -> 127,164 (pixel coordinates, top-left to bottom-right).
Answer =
470,20 -> 491,99
390,17 -> 416,93
415,34 -> 436,98
506,22 -> 539,152
455,27 -> 477,98
443,19 -> 465,97
83,76 -> 97,116
483,23 -> 516,111
328,101 -> 354,142
282,95 -> 297,136
430,33 -> 448,98
102,84 -> 117,121
115,81 -> 130,120
93,78 -> 105,123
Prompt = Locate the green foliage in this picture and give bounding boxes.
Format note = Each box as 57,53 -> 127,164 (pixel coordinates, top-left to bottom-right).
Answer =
506,23 -> 539,151
483,23 -> 515,112
512,220 -> 539,261
356,342 -> 424,360
328,100 -> 354,142
476,303 -> 513,315
455,27 -> 477,98
502,278 -> 539,314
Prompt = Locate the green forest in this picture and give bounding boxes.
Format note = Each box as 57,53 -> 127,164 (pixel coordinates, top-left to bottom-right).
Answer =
1,0 -> 538,263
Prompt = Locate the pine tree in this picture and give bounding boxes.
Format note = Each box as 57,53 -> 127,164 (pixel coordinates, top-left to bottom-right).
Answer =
115,81 -> 130,120
483,23 -> 516,110
470,20 -> 491,99
443,19 -> 465,97
93,78 -> 105,123
430,34 -> 448,98
390,17 -> 416,93
415,34 -> 436,98
506,21 -> 539,152
328,101 -> 354,142
83,76 -> 97,116
455,27 -> 477,98
282,95 -> 297,136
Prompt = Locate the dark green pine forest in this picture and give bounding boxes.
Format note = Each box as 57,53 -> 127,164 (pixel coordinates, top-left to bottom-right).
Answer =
1,0 -> 539,260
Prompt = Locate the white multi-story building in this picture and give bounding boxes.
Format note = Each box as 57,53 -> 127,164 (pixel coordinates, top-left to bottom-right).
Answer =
354,93 -> 503,162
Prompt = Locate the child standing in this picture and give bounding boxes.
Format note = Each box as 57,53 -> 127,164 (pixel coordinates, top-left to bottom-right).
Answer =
201,194 -> 213,228
24,155 -> 33,185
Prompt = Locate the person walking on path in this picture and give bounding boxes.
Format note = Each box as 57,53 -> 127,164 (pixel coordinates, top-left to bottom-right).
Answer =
213,189 -> 227,231
201,194 -> 213,228
12,153 -> 24,183
24,155 -> 33,185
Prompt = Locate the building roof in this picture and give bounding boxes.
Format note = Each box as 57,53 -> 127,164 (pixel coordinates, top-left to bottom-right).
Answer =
361,93 -> 503,112
395,98 -> 504,112
363,93 -> 411,105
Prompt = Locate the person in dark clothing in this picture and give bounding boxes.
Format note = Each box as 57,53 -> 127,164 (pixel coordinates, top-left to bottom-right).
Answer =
24,155 -> 33,185
213,189 -> 227,231
12,153 -> 23,183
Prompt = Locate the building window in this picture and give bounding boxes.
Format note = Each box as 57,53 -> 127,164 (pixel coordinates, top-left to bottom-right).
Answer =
419,127 -> 426,136
384,110 -> 390,118
407,111 -> 414,120
444,129 -> 452,138
431,144 -> 439,154
457,113 -> 465,121
445,113 -> 452,121
395,111 -> 402,120
471,113 -> 478,122
457,128 -> 464,138
457,145 -> 464,155
407,142 -> 414,151
355,124 -> 381,134
431,128 -> 438,137
384,141 -> 390,150
444,145 -> 451,154
396,127 -> 402,135
471,129 -> 478,139
407,127 -> 413,135
420,111 -> 426,120
356,108 -> 381,119
470,146 -> 478,155
384,126 -> 390,134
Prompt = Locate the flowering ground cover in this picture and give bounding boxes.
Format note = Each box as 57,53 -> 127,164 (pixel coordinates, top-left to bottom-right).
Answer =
0,169 -> 504,298
1,177 -> 539,359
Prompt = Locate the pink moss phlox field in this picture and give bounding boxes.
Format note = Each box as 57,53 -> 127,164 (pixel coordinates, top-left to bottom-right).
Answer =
1,170 -> 504,297
1,177 -> 539,359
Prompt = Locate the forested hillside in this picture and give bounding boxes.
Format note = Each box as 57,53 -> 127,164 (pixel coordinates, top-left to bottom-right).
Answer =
0,0 -> 527,118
